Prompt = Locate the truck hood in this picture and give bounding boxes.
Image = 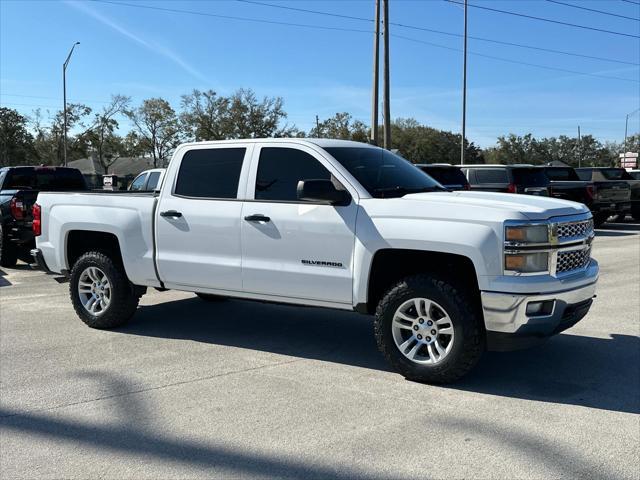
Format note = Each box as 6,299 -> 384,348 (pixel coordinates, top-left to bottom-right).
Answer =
363,191 -> 589,222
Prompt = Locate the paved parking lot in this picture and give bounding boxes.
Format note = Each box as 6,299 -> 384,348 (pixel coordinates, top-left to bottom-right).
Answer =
1,222 -> 638,479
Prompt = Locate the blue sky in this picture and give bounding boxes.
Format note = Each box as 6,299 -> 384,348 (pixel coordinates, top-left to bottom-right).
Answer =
1,0 -> 639,147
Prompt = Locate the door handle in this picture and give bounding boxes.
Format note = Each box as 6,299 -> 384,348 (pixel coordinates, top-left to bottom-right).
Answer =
244,214 -> 270,222
160,210 -> 182,218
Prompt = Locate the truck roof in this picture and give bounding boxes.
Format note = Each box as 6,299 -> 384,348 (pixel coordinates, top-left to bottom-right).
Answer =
176,138 -> 378,150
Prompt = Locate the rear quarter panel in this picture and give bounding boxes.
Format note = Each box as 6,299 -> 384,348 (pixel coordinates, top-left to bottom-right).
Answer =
36,192 -> 160,286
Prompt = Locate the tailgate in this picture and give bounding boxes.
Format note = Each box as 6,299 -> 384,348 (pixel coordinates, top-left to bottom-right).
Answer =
10,190 -> 39,222
596,181 -> 630,202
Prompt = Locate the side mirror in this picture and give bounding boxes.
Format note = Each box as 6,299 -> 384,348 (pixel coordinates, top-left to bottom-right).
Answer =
296,179 -> 351,206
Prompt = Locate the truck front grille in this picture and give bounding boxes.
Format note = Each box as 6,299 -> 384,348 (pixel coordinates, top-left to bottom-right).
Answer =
556,219 -> 594,240
556,247 -> 591,274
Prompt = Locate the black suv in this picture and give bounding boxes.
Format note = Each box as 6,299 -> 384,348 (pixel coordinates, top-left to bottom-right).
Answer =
0,166 -> 87,267
416,164 -> 469,191
460,165 -> 550,196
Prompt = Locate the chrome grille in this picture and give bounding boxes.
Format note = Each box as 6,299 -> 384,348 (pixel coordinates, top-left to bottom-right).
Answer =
556,247 -> 591,274
556,219 -> 594,240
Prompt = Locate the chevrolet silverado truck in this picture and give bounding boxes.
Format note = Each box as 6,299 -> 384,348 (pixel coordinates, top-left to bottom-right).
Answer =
32,139 -> 599,383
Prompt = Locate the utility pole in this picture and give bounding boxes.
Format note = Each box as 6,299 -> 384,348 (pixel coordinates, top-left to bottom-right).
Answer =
370,0 -> 380,145
63,41 -> 80,167
577,125 -> 581,168
460,0 -> 468,165
382,0 -> 391,149
623,108 -> 640,167
316,115 -> 321,137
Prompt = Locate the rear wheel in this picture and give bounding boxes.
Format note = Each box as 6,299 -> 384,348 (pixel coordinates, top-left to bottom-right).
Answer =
0,225 -> 18,268
70,251 -> 140,329
195,292 -> 228,302
374,274 -> 485,384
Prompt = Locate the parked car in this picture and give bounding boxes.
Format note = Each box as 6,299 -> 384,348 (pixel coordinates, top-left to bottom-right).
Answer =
128,168 -> 165,192
416,164 -> 470,190
460,165 -> 550,196
32,139 -> 598,384
576,167 -> 637,222
542,166 -> 629,227
0,166 -> 87,267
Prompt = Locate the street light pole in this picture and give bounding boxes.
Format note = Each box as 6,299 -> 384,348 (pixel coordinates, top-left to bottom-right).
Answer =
63,42 -> 80,167
370,0 -> 380,145
460,0 -> 468,165
382,0 -> 391,150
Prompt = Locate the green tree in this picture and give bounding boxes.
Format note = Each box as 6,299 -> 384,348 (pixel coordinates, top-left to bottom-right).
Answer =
125,98 -> 181,167
0,107 -> 37,166
180,88 -> 294,141
309,112 -> 369,142
82,95 -> 131,173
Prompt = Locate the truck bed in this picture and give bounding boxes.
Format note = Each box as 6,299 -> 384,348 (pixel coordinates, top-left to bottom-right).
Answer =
35,191 -> 161,287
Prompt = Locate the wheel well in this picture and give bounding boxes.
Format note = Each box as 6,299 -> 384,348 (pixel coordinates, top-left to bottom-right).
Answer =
66,231 -> 123,270
365,249 -> 480,314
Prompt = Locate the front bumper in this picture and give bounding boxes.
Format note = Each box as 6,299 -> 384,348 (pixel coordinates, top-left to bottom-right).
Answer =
482,277 -> 597,351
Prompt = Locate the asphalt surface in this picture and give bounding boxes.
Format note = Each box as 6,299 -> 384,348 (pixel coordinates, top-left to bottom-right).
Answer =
1,222 -> 638,479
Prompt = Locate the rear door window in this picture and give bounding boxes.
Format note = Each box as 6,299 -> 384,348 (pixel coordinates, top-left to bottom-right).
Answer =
575,169 -> 592,181
174,148 -> 246,198
600,168 -> 633,180
475,169 -> 508,184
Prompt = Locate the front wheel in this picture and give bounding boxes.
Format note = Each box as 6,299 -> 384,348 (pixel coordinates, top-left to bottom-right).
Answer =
374,274 -> 485,384
70,251 -> 140,329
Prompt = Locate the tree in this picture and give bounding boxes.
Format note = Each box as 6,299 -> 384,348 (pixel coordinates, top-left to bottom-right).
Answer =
309,112 -> 369,142
0,108 -> 37,166
82,95 -> 131,173
180,88 -> 294,141
125,98 -> 181,167
389,118 -> 482,164
30,104 -> 92,165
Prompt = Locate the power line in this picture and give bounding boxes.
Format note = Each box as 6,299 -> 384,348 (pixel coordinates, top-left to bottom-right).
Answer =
445,0 -> 640,39
233,0 -> 638,66
546,0 -> 640,22
91,0 -> 640,82
620,0 -> 640,5
394,33 -> 640,83
90,0 -> 370,33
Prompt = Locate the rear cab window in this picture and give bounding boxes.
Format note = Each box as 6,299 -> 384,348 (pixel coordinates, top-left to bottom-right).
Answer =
474,169 -> 509,184
174,148 -> 246,198
420,167 -> 468,186
544,168 -> 580,181
511,168 -> 549,186
4,167 -> 87,191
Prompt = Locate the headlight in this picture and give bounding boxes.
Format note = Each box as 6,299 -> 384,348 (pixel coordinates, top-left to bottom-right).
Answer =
505,225 -> 549,244
504,252 -> 549,274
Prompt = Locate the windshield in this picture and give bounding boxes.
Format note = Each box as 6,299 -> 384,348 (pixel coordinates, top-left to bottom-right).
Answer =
511,168 -> 549,186
4,167 -> 87,191
324,147 -> 445,198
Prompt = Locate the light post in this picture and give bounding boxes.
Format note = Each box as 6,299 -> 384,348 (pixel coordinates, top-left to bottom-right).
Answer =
623,107 -> 640,164
63,42 -> 80,167
460,0 -> 468,165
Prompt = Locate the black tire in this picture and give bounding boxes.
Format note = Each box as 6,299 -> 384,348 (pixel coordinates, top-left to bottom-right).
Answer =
70,251 -> 140,329
0,225 -> 18,268
593,213 -> 609,228
374,274 -> 485,384
195,292 -> 228,302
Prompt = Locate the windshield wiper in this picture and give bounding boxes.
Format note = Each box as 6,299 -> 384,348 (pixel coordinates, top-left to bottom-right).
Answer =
373,185 -> 448,198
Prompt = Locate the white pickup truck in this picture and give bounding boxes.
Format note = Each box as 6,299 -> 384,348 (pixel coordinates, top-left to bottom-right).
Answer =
32,139 -> 598,383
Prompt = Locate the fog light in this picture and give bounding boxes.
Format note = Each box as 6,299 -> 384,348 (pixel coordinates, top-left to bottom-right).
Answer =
526,300 -> 554,316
